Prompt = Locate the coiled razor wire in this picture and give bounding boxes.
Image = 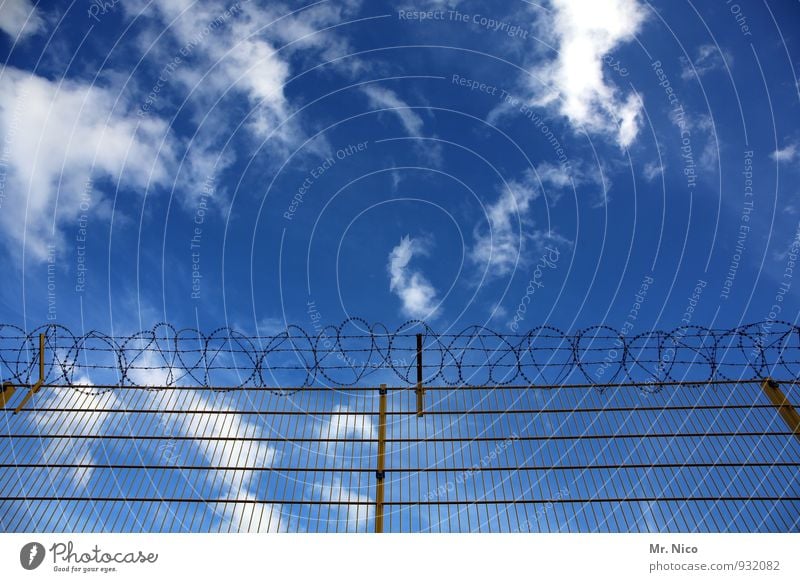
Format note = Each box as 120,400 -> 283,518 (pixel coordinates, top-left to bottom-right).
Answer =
0,319 -> 798,393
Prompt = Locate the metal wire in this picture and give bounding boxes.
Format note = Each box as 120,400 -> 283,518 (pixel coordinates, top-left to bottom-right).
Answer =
2,319 -> 800,389
1,379 -> 798,532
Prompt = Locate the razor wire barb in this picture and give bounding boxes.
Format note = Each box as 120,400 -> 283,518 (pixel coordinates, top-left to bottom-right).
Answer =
1,319 -> 799,393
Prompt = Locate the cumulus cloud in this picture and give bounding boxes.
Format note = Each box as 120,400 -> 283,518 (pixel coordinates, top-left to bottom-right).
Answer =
680,44 -> 732,80
0,0 -> 43,39
530,0 -> 648,148
388,236 -> 439,319
771,143 -> 798,163
0,68 -> 176,261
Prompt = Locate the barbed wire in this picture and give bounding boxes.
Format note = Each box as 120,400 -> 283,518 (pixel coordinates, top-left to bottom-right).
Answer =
0,319 -> 798,392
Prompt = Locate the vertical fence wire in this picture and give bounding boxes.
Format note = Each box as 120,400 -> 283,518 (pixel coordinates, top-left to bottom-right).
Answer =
1,322 -> 799,531
0,379 -> 798,532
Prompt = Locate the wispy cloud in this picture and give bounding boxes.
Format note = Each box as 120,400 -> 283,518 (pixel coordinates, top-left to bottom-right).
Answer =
131,1 -> 294,143
471,166 -> 581,278
362,85 -> 425,137
388,236 -> 439,320
643,160 -> 665,181
670,110 -> 719,174
528,0 -> 648,148
680,44 -> 732,80
534,160 -> 611,205
1,0 -> 368,265
471,177 -> 538,278
362,85 -> 445,165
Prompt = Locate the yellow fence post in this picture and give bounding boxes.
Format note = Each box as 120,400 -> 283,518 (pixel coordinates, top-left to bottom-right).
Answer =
375,383 -> 388,533
13,333 -> 46,414
760,378 -> 800,441
0,382 -> 16,408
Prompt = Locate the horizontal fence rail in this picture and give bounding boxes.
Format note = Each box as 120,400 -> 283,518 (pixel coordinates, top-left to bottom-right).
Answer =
1,377 -> 798,532
1,320 -> 800,389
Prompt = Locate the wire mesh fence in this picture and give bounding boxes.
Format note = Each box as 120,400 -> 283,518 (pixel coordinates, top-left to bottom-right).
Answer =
1,378 -> 798,532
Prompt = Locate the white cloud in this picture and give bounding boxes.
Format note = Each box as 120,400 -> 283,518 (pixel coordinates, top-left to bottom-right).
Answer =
771,143 -> 798,163
132,1 -> 293,142
534,160 -> 609,204
471,177 -> 539,277
319,404 -> 375,441
0,0 -> 43,39
529,0 -> 647,148
360,85 -> 442,163
643,160 -> 665,181
534,162 -> 573,190
489,302 -> 508,320
28,382 -> 117,491
114,0 -> 366,205
131,0 -> 365,143
695,114 -> 720,171
187,396 -> 282,532
530,228 -> 573,251
669,109 -> 719,175
362,86 -> 425,136
154,391 -> 286,532
471,165 -> 584,277
388,236 -> 439,319
263,0 -> 365,71
0,68 -> 176,261
256,317 -> 288,335
310,406 -> 375,531
123,345 -> 184,387
680,44 -> 732,81
312,478 -> 374,531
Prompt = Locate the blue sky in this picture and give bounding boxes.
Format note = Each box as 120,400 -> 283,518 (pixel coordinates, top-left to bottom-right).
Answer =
1,0 -> 800,534
0,0 -> 799,337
